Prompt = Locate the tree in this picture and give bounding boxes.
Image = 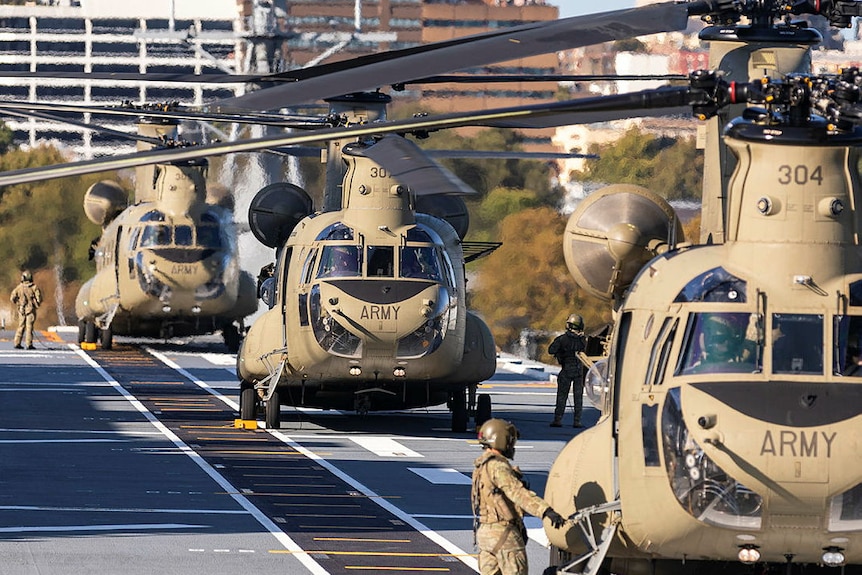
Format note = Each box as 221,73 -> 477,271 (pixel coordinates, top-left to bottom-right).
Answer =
470,207 -> 610,355
0,145 -> 119,327
574,126 -> 703,201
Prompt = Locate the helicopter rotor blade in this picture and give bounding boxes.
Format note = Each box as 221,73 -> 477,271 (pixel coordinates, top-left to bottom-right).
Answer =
213,2 -> 693,111
0,85 -> 692,188
362,135 -> 477,196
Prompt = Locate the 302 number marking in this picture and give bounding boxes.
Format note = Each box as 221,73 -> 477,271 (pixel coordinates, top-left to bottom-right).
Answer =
778,164 -> 823,185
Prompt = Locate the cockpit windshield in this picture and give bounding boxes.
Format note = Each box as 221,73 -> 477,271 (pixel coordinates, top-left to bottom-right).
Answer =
317,245 -> 361,278
400,246 -> 443,281
137,223 -> 223,249
678,312 -> 761,374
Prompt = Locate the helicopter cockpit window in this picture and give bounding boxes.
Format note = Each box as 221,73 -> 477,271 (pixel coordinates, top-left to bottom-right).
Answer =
836,315 -> 862,376
315,222 -> 354,241
406,226 -> 434,243
678,312 -> 760,375
850,280 -> 862,306
674,267 -> 747,303
196,225 -> 222,248
139,224 -> 171,247
140,210 -> 165,222
400,246 -> 443,281
772,313 -> 823,375
175,225 -> 193,246
317,245 -> 361,279
367,246 -> 394,277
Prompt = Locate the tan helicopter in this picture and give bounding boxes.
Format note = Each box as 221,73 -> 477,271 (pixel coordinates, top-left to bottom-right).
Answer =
8,3 -> 862,572
538,2 -> 862,575
234,92 -> 500,432
76,116 -> 258,351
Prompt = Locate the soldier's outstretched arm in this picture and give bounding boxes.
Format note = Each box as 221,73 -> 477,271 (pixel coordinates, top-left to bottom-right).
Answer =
487,459 -> 550,519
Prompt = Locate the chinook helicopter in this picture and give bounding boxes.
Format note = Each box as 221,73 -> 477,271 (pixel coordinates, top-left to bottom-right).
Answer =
5,1 -> 862,571
75,115 -> 258,351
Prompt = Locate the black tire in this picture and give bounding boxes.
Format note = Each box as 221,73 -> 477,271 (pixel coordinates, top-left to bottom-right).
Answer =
223,325 -> 241,353
100,325 -> 113,350
475,393 -> 492,428
240,381 -> 257,420
450,388 -> 468,432
84,321 -> 97,344
77,320 -> 86,344
265,388 -> 281,429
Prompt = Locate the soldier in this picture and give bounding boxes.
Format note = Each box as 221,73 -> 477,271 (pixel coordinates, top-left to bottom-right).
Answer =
472,418 -> 565,575
10,270 -> 42,350
548,313 -> 587,427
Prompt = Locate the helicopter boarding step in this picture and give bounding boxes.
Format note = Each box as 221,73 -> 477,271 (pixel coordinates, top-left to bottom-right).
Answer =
554,500 -> 622,575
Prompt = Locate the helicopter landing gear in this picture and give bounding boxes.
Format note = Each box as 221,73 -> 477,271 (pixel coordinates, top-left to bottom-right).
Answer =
265,388 -> 281,429
475,393 -> 492,428
450,388 -> 468,432
222,323 -> 242,353
80,320 -> 97,345
239,380 -> 258,421
99,324 -> 113,350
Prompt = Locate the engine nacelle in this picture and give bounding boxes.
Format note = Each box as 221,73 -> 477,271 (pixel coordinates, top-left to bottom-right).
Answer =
83,180 -> 129,227
563,184 -> 682,302
414,194 -> 470,240
248,182 -> 313,248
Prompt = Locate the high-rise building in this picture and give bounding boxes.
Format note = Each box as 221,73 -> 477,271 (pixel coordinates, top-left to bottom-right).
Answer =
0,0 -> 561,156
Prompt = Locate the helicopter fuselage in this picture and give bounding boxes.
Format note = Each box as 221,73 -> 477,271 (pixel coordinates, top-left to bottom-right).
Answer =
237,148 -> 496,415
76,163 -> 257,343
546,123 -> 862,572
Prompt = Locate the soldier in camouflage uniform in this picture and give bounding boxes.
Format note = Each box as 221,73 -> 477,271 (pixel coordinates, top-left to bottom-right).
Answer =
10,270 -> 42,350
472,418 -> 565,575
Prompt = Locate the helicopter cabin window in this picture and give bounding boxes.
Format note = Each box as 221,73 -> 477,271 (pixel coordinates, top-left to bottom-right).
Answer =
367,246 -> 394,277
300,248 -> 318,286
849,279 -> 862,306
678,312 -> 760,375
837,315 -> 862,376
674,267 -> 747,303
196,225 -> 222,248
317,245 -> 361,279
138,224 -> 171,247
315,222 -> 354,241
406,226 -> 434,243
140,210 -> 165,222
400,246 -> 443,281
175,225 -> 193,246
645,317 -> 677,388
772,313 -> 823,375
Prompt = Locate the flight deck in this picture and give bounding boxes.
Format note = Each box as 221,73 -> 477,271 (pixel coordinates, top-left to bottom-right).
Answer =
0,329 -> 586,575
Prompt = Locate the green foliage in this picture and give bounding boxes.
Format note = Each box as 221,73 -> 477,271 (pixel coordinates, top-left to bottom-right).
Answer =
0,145 -> 118,323
470,207 -> 610,353
574,126 -> 703,201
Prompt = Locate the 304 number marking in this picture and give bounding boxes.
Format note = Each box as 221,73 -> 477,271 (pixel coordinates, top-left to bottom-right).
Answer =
778,164 -> 823,185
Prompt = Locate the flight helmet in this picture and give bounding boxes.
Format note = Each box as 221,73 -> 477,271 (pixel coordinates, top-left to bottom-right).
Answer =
566,313 -> 584,332
478,418 -> 518,459
21,270 -> 32,282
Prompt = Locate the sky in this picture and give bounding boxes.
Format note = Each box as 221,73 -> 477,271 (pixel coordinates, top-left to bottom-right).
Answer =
553,0 -> 637,18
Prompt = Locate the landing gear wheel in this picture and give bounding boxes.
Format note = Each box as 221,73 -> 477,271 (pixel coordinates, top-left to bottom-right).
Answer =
223,325 -> 241,353
239,380 -> 257,420
450,388 -> 468,433
265,388 -> 281,429
475,394 -> 492,428
100,325 -> 113,350
84,321 -> 97,344
77,320 -> 86,344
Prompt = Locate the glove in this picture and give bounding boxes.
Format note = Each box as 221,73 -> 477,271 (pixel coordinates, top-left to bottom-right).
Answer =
543,507 -> 566,529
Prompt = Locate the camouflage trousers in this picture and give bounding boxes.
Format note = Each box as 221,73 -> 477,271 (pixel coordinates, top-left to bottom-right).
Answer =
14,311 -> 35,348
476,522 -> 528,575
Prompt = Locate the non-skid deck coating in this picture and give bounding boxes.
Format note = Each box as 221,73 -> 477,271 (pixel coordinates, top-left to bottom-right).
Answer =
86,345 -> 478,574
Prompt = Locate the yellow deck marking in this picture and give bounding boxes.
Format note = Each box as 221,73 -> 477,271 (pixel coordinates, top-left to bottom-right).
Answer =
345,567 -> 449,572
313,537 -> 411,543
272,549 -> 474,558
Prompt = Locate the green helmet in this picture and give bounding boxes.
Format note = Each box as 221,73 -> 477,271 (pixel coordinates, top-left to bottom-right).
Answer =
566,313 -> 584,332
21,270 -> 32,282
477,418 -> 518,459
